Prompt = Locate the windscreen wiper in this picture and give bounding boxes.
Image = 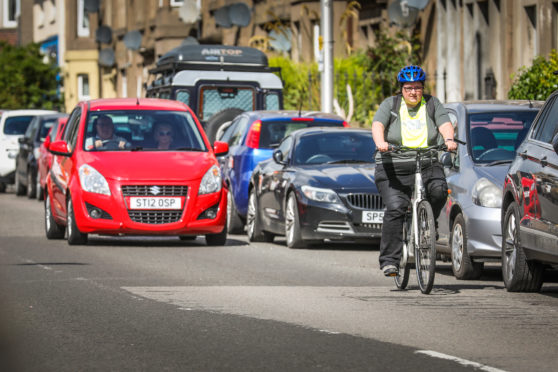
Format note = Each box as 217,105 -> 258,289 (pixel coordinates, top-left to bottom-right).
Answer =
485,159 -> 513,166
326,159 -> 372,164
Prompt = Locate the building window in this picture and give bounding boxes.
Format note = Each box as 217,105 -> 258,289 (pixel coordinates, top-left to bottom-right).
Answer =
78,74 -> 90,101
77,0 -> 90,37
3,0 -> 20,28
170,0 -> 184,6
524,5 -> 537,56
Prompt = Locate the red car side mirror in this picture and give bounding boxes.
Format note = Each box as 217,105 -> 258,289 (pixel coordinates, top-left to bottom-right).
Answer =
213,141 -> 229,156
49,140 -> 70,156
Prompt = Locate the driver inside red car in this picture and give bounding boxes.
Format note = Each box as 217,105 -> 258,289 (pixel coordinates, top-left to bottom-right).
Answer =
85,115 -> 131,150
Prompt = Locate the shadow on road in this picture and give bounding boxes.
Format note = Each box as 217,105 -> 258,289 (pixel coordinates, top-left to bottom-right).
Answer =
82,235 -> 250,248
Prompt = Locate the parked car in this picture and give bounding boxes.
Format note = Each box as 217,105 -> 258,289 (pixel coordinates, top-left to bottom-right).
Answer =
37,116 -> 68,200
218,110 -> 348,234
0,109 -> 57,192
15,113 -> 69,198
45,98 -> 229,246
247,127 -> 381,248
437,101 -> 543,279
501,91 -> 558,291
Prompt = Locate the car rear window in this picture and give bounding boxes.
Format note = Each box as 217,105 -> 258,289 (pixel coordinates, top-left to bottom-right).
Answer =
199,86 -> 255,121
39,119 -> 58,141
83,110 -> 207,152
3,116 -> 35,135
468,111 -> 538,163
259,119 -> 344,149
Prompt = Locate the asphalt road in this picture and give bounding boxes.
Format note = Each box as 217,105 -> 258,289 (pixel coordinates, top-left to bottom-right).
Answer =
1,191 -> 557,372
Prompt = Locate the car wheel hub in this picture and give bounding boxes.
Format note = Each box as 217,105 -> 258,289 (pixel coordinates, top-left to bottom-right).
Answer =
504,213 -> 517,280
285,197 -> 295,244
452,223 -> 463,270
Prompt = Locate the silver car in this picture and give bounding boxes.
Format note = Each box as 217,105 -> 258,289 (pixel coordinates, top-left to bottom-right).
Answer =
437,101 -> 543,279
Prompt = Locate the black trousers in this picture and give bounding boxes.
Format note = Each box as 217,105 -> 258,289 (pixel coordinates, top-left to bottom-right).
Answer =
375,160 -> 448,269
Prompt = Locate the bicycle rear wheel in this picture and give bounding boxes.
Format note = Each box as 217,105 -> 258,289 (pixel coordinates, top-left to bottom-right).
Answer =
394,219 -> 411,289
415,200 -> 436,294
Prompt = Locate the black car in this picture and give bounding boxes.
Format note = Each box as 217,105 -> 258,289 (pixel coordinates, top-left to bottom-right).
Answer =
247,127 -> 382,248
501,90 -> 558,292
15,113 -> 68,198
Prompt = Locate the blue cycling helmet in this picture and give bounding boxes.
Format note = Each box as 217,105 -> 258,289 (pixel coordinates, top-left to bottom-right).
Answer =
397,65 -> 426,83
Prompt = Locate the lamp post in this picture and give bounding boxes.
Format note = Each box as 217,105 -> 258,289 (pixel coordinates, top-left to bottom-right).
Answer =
320,0 -> 333,113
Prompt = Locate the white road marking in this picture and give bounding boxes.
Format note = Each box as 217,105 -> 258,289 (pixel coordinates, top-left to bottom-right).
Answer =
415,351 -> 508,372
121,285 -> 557,372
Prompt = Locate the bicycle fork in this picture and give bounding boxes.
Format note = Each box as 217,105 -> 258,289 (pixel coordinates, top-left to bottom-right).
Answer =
411,160 -> 425,255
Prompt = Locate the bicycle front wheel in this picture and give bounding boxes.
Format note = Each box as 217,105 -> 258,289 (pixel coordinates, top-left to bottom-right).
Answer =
394,218 -> 411,289
415,200 -> 436,294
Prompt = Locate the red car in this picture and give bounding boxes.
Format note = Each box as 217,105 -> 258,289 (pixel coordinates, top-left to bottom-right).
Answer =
37,116 -> 68,200
44,98 -> 229,245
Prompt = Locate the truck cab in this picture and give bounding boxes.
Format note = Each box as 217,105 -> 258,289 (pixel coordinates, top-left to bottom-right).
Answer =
146,44 -> 283,143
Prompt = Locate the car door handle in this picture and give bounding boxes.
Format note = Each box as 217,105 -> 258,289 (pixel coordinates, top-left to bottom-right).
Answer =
541,156 -> 548,167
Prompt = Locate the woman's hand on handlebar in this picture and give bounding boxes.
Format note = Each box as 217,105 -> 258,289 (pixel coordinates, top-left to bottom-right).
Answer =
376,141 -> 390,152
445,139 -> 458,152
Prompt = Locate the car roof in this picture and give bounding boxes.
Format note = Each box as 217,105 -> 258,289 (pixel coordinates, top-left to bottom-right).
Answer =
290,126 -> 369,138
241,110 -> 345,122
85,98 -> 190,112
1,109 -> 58,117
444,100 -> 545,112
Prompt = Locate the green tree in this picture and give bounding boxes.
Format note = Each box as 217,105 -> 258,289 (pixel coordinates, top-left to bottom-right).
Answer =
0,41 -> 62,110
269,29 -> 422,127
508,50 -> 558,101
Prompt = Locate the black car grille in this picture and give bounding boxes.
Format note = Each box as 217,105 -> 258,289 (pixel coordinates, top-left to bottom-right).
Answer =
346,193 -> 384,210
122,185 -> 187,224
128,210 -> 183,224
121,185 -> 188,197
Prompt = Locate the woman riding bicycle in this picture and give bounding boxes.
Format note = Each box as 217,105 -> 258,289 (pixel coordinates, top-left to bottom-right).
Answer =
371,65 -> 457,277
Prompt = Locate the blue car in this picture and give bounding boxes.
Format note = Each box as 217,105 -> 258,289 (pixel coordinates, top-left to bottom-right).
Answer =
218,110 -> 347,233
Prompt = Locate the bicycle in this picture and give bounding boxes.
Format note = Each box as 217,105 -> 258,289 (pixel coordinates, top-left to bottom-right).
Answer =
386,141 -> 463,294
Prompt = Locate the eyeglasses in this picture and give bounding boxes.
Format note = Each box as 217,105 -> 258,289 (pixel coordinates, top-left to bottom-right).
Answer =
158,131 -> 172,136
403,86 -> 424,92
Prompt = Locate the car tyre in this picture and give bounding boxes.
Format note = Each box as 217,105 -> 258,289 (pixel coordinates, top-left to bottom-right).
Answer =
67,197 -> 88,245
15,171 -> 26,196
285,192 -> 307,249
205,225 -> 227,246
37,177 -> 44,201
246,189 -> 274,242
45,193 -> 65,239
501,201 -> 543,292
451,213 -> 483,280
27,170 -> 37,199
227,189 -> 244,234
204,108 -> 244,144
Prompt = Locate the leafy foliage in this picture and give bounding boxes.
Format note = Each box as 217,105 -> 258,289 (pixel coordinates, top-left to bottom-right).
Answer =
0,41 -> 62,110
508,50 -> 558,101
269,29 -> 422,127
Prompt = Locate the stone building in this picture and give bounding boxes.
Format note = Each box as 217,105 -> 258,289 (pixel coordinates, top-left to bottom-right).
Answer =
19,0 -> 558,111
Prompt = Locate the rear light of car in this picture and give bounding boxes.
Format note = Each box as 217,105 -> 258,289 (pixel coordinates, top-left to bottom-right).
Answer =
291,117 -> 315,122
342,121 -> 350,127
246,120 -> 262,149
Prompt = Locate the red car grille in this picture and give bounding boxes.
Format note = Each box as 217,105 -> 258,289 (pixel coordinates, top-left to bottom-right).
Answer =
122,185 -> 188,224
128,210 -> 183,224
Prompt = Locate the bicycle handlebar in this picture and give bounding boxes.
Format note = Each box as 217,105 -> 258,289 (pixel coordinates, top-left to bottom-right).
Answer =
386,138 -> 466,154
